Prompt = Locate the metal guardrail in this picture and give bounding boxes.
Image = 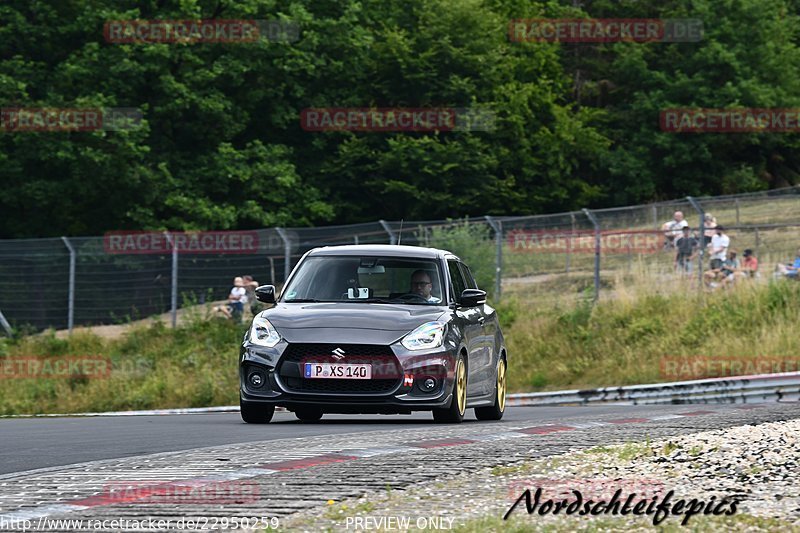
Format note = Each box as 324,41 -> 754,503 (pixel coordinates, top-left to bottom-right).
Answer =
507,372 -> 800,406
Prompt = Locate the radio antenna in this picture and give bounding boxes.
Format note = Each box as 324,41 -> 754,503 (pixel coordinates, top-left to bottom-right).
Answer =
397,219 -> 404,245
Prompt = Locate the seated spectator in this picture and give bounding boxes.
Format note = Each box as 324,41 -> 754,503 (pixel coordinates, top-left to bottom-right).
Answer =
705,250 -> 739,288
229,276 -> 247,320
702,213 -> 717,247
775,247 -> 800,279
674,226 -> 699,274
736,249 -> 759,280
215,277 -> 246,320
661,211 -> 688,248
719,251 -> 743,288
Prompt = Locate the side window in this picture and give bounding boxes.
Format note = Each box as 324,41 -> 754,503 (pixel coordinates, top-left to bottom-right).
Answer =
458,263 -> 478,289
447,260 -> 466,301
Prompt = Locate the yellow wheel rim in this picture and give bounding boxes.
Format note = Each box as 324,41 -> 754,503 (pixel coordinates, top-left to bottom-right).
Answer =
497,359 -> 506,412
456,359 -> 466,415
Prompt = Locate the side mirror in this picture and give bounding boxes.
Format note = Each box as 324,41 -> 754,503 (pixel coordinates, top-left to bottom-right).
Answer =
459,289 -> 486,307
255,285 -> 276,304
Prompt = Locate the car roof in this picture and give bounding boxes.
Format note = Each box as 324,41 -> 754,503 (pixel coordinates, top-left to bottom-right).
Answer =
307,244 -> 457,260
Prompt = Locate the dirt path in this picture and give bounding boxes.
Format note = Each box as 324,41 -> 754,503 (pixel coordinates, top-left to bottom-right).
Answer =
51,300 -> 234,340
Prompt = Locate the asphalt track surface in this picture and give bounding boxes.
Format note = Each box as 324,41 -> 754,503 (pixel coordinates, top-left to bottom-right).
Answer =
1,404 -> 717,476
3,402 -> 799,531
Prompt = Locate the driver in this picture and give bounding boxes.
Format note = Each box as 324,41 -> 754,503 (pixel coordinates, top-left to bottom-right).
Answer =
409,270 -> 441,303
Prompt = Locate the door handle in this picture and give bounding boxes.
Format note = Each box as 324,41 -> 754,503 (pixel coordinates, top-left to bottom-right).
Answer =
478,316 -> 485,325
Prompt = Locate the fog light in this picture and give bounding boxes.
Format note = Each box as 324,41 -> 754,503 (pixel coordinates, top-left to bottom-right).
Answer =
248,372 -> 265,388
421,377 -> 437,392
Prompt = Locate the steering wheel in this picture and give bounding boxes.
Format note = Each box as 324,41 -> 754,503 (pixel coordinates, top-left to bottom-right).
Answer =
396,293 -> 430,303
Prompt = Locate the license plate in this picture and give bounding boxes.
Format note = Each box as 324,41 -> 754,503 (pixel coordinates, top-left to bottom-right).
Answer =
304,363 -> 372,379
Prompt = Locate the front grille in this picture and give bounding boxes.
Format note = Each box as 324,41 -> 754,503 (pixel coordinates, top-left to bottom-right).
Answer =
282,376 -> 399,393
278,343 -> 401,394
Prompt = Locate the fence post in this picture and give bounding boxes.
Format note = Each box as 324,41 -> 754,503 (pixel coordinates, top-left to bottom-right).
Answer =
275,228 -> 291,283
269,256 -> 275,285
0,309 -> 12,336
484,216 -> 502,300
162,232 -> 178,328
735,199 -> 740,226
60,236 -> 76,334
686,196 -> 705,289
582,208 -> 600,303
652,205 -> 658,229
567,213 -> 575,273
379,220 -> 396,245
755,227 -> 761,255
354,235 -> 359,245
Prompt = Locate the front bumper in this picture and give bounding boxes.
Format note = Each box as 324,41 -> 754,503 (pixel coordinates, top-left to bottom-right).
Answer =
240,340 -> 457,413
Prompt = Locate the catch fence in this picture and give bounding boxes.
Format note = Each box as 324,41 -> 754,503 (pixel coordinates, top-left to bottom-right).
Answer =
1,186 -> 799,334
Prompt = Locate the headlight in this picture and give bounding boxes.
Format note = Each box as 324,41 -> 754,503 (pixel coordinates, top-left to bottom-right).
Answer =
401,322 -> 445,351
249,315 -> 281,348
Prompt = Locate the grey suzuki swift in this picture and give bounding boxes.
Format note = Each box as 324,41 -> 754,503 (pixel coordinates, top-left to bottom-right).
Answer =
239,245 -> 507,423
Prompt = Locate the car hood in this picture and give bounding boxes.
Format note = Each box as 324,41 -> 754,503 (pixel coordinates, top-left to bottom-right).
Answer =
262,302 -> 448,343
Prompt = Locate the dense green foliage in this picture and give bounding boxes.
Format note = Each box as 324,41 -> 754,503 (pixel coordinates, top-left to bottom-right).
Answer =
2,0 -> 799,238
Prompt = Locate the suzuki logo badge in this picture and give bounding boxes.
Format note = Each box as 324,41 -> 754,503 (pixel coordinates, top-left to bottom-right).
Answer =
331,347 -> 346,360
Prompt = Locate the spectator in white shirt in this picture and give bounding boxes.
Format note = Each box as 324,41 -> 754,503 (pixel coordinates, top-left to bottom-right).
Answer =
709,226 -> 730,270
216,276 -> 246,320
661,211 -> 688,248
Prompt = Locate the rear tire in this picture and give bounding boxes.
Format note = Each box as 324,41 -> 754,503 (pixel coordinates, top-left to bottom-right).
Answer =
432,354 -> 467,423
475,357 -> 506,421
240,398 -> 275,424
294,407 -> 323,423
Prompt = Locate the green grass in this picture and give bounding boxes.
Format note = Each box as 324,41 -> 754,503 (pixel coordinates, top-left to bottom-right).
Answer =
585,441 -> 654,461
0,313 -> 245,415
2,272 -> 800,415
505,277 -> 800,392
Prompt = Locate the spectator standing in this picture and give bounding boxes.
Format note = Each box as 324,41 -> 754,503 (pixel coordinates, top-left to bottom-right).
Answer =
661,211 -> 689,248
709,225 -> 730,270
242,275 -> 262,315
674,226 -> 699,274
702,213 -> 717,247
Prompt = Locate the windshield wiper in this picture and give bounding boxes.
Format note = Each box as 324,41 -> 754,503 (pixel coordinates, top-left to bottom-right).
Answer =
283,298 -> 325,303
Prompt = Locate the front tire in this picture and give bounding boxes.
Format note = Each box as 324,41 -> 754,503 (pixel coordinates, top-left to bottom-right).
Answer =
433,354 -> 467,423
475,357 -> 506,421
294,407 -> 323,423
240,398 -> 275,424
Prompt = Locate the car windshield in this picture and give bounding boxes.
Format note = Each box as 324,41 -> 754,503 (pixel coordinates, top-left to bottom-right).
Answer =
281,256 -> 445,305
